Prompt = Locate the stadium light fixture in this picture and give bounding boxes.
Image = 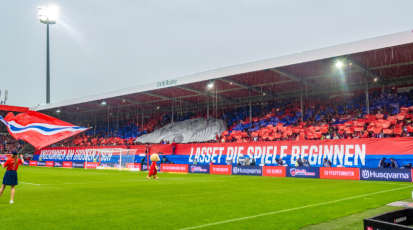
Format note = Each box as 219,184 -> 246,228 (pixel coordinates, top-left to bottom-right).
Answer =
207,80 -> 214,88
38,6 -> 58,24
56,108 -> 61,113
335,61 -> 343,68
101,100 -> 106,105
38,5 -> 58,104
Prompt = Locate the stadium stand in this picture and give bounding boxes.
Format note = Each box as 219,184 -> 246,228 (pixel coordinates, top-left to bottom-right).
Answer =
41,87 -> 413,147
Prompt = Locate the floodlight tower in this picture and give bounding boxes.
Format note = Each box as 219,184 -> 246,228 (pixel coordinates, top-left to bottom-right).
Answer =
38,6 -> 58,104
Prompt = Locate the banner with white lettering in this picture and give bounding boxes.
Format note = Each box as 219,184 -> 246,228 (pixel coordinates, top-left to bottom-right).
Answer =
175,138 -> 413,168
33,138 -> 413,168
33,147 -> 142,164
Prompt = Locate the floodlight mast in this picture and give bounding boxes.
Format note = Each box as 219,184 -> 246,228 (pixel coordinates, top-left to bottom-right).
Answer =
38,6 -> 57,104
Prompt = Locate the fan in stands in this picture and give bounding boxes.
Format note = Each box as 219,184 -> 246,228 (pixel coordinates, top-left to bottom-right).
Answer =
28,88 -> 413,148
0,134 -> 26,154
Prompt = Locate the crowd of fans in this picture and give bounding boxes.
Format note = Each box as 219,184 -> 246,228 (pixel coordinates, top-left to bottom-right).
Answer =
3,89 -> 413,149
220,89 -> 413,142
0,134 -> 25,154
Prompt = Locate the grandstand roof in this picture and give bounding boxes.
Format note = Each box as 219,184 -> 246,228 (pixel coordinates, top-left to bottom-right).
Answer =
31,30 -> 413,120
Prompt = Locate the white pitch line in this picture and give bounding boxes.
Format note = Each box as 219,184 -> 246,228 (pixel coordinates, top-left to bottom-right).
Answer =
19,176 -> 222,186
20,182 -> 41,185
179,185 -> 413,230
54,177 -> 193,185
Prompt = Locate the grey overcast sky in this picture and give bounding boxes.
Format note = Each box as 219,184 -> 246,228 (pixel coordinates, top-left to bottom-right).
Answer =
1,1 -> 412,107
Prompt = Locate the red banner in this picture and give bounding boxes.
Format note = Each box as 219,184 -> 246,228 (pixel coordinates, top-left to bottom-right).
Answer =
263,166 -> 286,177
210,165 -> 232,175
172,138 -> 413,156
320,167 -> 360,180
160,164 -> 188,173
46,161 -> 54,167
63,161 -> 73,168
29,160 -> 37,166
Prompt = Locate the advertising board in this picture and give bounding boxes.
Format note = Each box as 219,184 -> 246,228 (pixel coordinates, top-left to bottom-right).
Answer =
320,167 -> 360,180
210,165 -> 232,175
232,165 -> 262,176
72,162 -> 85,168
188,165 -> 210,174
160,164 -> 188,173
263,166 -> 286,177
63,161 -> 73,168
37,161 -> 46,166
286,167 -> 320,178
360,168 -> 411,182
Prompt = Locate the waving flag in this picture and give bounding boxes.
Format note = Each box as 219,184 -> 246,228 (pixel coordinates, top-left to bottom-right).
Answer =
0,111 -> 89,149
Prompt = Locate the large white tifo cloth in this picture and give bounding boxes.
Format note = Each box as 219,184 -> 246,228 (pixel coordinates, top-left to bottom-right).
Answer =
135,117 -> 226,144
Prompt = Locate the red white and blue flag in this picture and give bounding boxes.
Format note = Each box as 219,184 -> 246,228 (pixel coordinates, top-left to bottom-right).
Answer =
0,111 -> 89,149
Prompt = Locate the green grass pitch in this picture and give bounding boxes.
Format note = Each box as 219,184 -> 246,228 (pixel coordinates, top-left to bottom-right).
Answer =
0,167 -> 411,229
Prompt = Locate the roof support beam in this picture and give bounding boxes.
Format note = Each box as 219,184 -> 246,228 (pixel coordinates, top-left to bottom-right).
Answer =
348,59 -> 383,83
68,105 -> 96,113
218,78 -> 273,96
140,92 -> 197,105
112,97 -> 158,108
176,85 -> 236,102
270,68 -> 317,88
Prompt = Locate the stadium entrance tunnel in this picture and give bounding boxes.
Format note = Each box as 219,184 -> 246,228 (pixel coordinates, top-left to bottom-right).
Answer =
364,208 -> 413,230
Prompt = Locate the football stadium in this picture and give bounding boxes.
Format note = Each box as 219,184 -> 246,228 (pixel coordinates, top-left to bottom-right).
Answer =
2,3 -> 413,230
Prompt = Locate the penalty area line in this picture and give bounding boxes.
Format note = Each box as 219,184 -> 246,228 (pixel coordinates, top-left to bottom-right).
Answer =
179,185 -> 413,230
